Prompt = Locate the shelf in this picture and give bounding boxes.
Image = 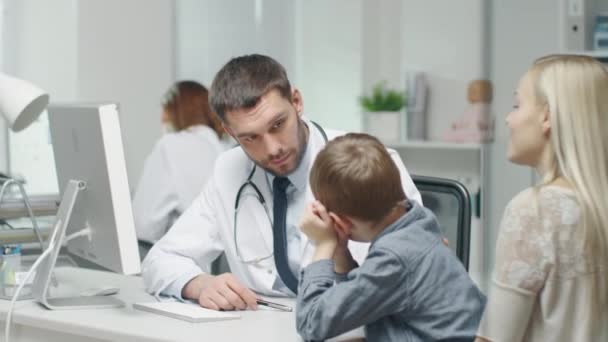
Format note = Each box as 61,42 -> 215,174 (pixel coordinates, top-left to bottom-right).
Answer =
387,140 -> 484,151
564,50 -> 608,62
568,50 -> 608,58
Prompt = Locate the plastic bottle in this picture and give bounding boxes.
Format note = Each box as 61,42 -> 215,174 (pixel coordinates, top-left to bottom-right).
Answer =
1,244 -> 23,297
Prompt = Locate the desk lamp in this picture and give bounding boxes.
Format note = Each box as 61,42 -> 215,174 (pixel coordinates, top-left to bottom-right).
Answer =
0,73 -> 49,250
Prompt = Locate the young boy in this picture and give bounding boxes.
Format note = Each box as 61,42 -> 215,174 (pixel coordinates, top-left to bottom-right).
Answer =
296,133 -> 485,342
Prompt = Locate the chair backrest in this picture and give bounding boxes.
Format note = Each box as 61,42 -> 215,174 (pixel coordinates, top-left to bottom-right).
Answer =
412,175 -> 471,270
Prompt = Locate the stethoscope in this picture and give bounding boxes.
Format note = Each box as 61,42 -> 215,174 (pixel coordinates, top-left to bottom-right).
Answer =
233,121 -> 328,264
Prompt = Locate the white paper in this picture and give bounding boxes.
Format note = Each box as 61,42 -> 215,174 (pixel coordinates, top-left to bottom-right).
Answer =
133,302 -> 241,323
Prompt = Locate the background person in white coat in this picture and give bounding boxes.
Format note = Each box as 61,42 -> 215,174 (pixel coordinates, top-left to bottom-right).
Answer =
142,55 -> 421,311
133,81 -> 226,247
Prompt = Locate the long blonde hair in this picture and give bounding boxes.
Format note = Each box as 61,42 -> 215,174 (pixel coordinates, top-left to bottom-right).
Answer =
531,54 -> 608,316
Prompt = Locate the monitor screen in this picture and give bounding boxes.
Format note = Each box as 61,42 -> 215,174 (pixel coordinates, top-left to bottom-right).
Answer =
47,103 -> 140,275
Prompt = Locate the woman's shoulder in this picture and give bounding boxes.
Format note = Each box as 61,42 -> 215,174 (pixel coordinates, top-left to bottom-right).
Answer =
507,184 -> 578,215
496,185 -> 585,287
154,126 -> 224,155
501,185 -> 581,247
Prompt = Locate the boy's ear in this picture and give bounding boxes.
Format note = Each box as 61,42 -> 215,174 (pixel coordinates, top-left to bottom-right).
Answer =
329,212 -> 352,236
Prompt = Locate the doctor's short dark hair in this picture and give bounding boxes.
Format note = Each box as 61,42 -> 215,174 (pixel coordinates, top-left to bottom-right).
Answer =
209,54 -> 292,121
309,133 -> 406,223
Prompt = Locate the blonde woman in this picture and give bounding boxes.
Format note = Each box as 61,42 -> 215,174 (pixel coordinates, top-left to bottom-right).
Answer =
133,81 -> 226,246
476,55 -> 608,341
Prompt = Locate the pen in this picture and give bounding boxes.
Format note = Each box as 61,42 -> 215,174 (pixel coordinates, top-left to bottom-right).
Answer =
256,299 -> 293,312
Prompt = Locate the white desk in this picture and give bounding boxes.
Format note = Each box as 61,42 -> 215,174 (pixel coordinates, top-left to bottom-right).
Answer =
0,267 -> 362,342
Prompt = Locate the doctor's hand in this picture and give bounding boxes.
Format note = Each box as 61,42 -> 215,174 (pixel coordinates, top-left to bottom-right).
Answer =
182,273 -> 258,311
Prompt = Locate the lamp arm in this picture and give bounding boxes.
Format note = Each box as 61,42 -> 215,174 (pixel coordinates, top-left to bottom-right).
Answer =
0,178 -> 46,251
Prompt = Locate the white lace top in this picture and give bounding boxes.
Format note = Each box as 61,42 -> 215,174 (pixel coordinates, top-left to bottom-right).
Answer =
477,185 -> 608,342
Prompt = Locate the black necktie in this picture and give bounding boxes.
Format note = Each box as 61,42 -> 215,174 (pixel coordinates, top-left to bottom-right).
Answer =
272,176 -> 298,294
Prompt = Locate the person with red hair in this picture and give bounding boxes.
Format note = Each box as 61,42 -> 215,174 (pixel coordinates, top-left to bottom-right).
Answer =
133,80 -> 227,247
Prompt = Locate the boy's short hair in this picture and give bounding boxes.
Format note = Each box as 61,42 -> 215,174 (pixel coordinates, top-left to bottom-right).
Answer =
209,54 -> 292,121
310,133 -> 406,222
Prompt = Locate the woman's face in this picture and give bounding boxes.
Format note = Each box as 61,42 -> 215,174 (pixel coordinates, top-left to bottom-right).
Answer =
506,71 -> 550,168
161,109 -> 175,134
161,109 -> 170,124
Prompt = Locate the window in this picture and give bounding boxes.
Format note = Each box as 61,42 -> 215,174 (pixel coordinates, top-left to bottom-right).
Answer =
9,112 -> 59,195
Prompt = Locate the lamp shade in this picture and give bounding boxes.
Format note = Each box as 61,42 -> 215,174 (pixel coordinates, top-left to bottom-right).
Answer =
0,73 -> 49,132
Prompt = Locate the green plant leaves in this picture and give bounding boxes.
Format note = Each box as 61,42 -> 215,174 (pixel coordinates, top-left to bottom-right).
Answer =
359,81 -> 407,112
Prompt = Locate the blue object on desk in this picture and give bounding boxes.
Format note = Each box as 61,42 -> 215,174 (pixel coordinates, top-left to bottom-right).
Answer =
2,244 -> 22,256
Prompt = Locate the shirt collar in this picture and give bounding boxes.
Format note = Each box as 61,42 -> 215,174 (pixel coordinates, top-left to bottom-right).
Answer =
183,124 -> 218,137
371,200 -> 423,244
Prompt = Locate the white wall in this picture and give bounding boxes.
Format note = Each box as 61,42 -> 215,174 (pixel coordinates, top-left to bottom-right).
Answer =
76,0 -> 174,190
294,0 -> 363,132
177,0 -> 486,137
0,111 -> 4,174
485,0 -> 560,277
176,0 -> 295,88
3,0 -> 78,194
177,0 -> 363,132
0,1 -> 5,173
402,0 -> 486,140
3,0 -> 173,193
362,0 -> 403,95
3,0 -> 78,101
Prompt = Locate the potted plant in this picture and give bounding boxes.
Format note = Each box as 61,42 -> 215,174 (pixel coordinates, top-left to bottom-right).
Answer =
359,81 -> 407,143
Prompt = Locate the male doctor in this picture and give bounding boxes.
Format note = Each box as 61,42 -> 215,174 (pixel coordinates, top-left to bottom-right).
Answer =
142,54 -> 421,311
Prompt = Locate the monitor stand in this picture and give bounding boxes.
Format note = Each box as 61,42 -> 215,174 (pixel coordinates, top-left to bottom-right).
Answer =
31,180 -> 125,310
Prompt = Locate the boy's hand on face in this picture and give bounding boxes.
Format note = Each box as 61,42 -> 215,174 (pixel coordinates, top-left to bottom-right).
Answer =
300,201 -> 337,244
300,201 -> 338,261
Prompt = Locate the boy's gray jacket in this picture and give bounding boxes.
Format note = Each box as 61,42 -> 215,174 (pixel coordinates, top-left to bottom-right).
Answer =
297,201 -> 486,342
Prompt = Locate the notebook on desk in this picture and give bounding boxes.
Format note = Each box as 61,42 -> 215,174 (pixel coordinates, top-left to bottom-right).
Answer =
133,301 -> 241,323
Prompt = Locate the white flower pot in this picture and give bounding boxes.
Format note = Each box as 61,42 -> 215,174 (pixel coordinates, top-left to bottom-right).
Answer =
365,111 -> 402,143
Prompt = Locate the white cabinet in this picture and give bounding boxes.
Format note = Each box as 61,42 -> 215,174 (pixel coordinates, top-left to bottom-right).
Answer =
389,140 -> 488,288
558,0 -> 608,55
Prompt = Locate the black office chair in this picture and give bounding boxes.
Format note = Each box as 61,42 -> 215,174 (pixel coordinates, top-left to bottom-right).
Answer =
412,175 -> 471,270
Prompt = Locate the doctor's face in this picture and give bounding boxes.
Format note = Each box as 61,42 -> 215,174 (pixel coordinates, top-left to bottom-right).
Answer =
224,89 -> 308,176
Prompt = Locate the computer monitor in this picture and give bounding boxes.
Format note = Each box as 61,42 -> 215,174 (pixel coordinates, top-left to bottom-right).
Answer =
31,103 -> 140,310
